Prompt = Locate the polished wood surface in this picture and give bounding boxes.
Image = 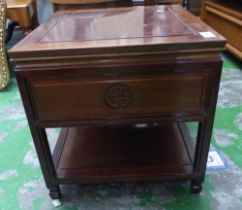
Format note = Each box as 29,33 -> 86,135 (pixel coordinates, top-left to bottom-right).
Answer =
30,69 -> 208,123
11,5 -> 225,199
41,7 -> 192,42
201,0 -> 242,60
55,124 -> 193,180
10,5 -> 225,62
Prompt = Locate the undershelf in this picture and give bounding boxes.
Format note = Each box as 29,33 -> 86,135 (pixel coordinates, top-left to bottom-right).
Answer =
53,123 -> 194,183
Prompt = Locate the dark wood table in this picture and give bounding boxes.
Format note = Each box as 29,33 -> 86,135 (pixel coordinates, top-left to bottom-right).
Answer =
10,5 -> 225,200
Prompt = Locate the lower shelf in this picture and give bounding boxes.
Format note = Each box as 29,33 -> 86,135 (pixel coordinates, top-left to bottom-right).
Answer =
53,123 -> 194,183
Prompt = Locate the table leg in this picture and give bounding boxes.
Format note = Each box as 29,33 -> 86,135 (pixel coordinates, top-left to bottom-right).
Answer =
191,121 -> 211,193
49,186 -> 62,199
33,127 -> 62,199
191,179 -> 203,193
191,61 -> 222,193
15,74 -> 62,199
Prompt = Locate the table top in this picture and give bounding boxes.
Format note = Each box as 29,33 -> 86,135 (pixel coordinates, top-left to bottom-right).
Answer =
42,6 -> 193,42
10,5 -> 226,61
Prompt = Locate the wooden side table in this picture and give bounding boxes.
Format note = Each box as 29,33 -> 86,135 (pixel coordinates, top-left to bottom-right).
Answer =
10,5 -> 225,201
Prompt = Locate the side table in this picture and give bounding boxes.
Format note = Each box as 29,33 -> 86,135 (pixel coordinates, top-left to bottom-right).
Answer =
10,5 -> 226,201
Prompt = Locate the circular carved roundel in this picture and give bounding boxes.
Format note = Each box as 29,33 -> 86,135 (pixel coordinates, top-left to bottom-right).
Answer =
104,84 -> 133,110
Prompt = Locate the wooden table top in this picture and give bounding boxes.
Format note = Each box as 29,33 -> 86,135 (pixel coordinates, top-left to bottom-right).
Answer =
10,5 -> 226,61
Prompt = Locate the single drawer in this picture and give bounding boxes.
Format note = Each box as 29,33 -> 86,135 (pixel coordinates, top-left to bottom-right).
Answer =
30,72 -> 209,122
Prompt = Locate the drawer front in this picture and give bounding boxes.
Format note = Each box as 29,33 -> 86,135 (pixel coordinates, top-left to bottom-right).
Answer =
30,73 -> 209,122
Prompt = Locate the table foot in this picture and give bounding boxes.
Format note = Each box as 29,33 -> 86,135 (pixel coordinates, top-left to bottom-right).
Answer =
52,199 -> 62,207
49,186 -> 62,200
190,181 -> 202,194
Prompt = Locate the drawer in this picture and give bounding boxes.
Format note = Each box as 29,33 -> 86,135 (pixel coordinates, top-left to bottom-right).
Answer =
30,73 -> 209,122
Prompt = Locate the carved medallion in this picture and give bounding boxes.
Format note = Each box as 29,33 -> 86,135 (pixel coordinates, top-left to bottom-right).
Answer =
104,84 -> 133,109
